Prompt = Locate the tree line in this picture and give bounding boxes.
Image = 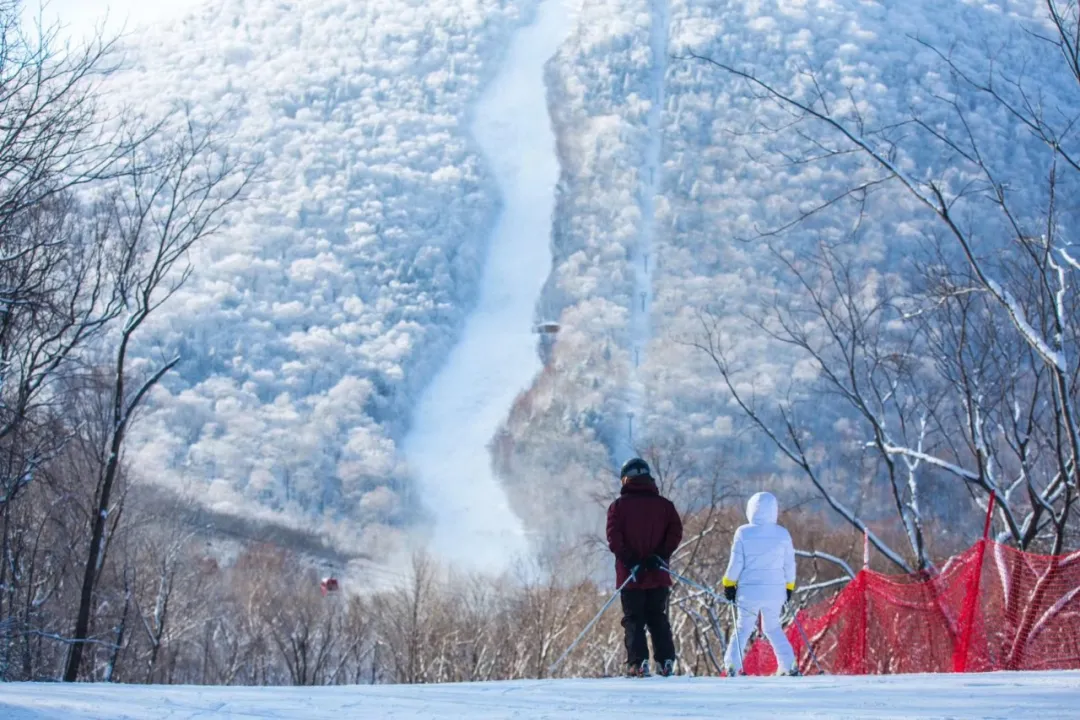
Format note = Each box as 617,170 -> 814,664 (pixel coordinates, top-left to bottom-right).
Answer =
3,438 -> 872,684
0,1 -> 252,681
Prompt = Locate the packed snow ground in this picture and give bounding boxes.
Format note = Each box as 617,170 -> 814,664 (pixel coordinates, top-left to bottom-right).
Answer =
402,0 -> 571,572
4,672 -> 1080,718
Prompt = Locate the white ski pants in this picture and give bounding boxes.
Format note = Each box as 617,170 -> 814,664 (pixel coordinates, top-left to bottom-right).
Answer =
723,586 -> 794,673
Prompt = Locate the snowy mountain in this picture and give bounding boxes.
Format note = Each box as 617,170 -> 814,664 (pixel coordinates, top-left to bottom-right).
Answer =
496,0 -> 1080,540
89,0 -> 1079,559
4,672 -> 1080,718
100,0 -> 539,555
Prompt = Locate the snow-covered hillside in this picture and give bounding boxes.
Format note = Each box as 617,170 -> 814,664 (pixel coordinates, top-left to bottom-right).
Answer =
95,0 -> 539,553
4,672 -> 1080,718
59,0 -> 1079,559
496,0 -> 1080,538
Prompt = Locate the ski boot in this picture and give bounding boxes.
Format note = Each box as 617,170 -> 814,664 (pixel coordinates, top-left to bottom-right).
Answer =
657,659 -> 675,677
625,660 -> 651,678
778,665 -> 802,677
724,666 -> 746,677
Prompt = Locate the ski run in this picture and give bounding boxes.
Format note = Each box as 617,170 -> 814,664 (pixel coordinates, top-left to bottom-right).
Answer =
402,0 -> 570,573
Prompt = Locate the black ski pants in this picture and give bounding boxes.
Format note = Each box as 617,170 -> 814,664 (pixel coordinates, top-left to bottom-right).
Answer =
620,587 -> 676,666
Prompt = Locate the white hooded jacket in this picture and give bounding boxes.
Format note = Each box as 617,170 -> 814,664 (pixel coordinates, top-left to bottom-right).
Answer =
723,492 -> 796,590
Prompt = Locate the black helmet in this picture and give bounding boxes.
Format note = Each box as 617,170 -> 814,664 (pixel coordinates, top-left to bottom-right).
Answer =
620,457 -> 652,481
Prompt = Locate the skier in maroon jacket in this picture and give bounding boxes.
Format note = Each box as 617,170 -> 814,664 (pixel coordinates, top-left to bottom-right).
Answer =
607,457 -> 683,677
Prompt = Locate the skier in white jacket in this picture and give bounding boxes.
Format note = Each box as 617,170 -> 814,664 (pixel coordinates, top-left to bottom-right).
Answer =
721,491 -> 797,675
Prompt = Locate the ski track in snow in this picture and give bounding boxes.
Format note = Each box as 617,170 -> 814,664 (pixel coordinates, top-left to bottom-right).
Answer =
620,0 -> 668,460
4,672 -> 1080,719
402,0 -> 571,573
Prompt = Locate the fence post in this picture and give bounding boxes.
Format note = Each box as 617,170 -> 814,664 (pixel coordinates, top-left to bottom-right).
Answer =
981,491 -> 995,541
860,529 -> 871,672
860,572 -> 869,674
953,492 -> 995,673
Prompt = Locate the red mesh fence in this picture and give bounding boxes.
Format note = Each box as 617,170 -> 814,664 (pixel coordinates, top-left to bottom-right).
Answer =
740,540 -> 1080,675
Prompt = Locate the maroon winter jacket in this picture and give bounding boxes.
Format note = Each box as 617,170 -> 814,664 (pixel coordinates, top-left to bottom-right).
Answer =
606,480 -> 683,589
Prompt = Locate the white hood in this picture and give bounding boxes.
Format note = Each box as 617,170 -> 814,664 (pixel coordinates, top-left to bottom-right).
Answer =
724,491 -> 795,594
746,491 -> 778,525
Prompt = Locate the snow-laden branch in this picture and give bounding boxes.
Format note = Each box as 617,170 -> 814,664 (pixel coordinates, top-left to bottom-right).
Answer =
27,630 -> 121,649
795,549 -> 857,579
1058,247 -> 1080,273
879,444 -> 980,482
797,577 -> 852,594
985,277 -> 1066,372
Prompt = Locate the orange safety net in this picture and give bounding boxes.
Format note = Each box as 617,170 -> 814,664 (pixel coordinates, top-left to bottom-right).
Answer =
740,540 -> 1080,675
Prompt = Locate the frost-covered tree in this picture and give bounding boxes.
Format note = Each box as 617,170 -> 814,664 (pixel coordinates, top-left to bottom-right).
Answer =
685,0 -> 1080,565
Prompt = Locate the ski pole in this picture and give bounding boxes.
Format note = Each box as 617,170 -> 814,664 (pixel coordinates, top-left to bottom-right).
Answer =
792,613 -> 826,675
662,564 -> 746,674
547,566 -> 638,675
728,601 -> 745,673
664,566 -> 747,619
663,566 -> 726,605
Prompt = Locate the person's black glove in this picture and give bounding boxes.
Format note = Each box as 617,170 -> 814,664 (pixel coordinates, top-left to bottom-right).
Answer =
724,584 -> 737,603
621,554 -> 641,571
644,555 -> 665,571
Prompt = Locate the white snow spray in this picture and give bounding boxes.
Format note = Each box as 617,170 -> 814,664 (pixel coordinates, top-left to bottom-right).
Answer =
403,0 -> 571,574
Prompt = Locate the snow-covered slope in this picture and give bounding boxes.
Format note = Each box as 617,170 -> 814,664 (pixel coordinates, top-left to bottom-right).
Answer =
4,672 -> 1080,718
402,0 -> 570,572
97,0 -> 536,553
61,0 -> 1079,559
